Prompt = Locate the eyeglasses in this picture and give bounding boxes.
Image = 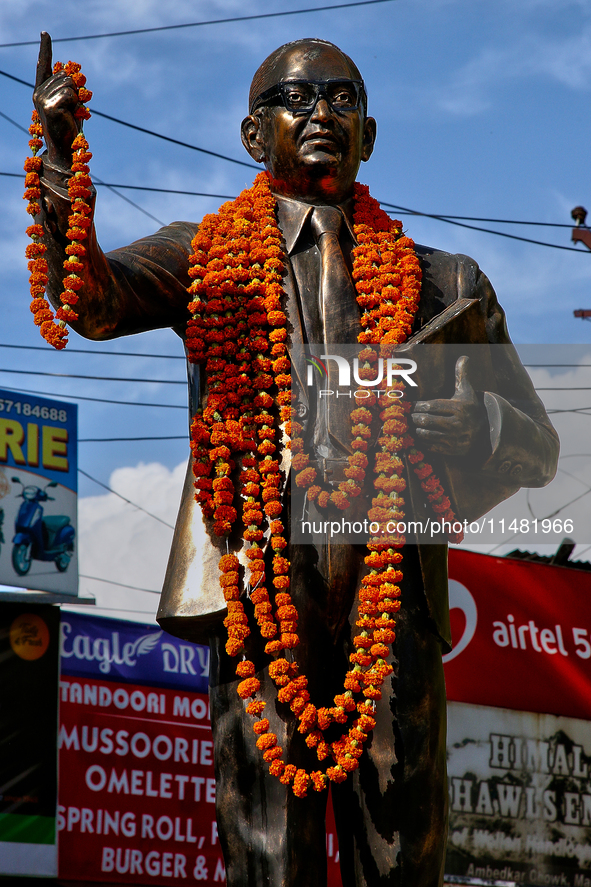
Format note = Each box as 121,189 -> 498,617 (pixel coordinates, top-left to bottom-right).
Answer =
251,79 -> 365,116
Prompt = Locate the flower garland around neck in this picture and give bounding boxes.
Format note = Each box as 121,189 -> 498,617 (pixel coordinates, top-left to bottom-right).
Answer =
25,61 -> 92,350
185,171 -> 462,798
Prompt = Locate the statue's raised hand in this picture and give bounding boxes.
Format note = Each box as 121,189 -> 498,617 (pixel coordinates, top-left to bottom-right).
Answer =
33,32 -> 81,168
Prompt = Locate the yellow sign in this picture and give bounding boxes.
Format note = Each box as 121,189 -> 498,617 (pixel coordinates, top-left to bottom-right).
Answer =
10,613 -> 50,660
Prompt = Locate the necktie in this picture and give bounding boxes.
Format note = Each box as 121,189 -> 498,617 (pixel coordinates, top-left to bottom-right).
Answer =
310,205 -> 359,454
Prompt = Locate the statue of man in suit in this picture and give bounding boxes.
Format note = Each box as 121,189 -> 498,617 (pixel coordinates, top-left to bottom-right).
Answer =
33,33 -> 558,887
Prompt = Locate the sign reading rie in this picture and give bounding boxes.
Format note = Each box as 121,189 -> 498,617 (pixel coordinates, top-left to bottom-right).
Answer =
0,388 -> 78,594
444,549 -> 591,721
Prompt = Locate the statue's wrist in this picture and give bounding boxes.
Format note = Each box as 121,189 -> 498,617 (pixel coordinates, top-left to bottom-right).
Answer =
44,151 -> 74,173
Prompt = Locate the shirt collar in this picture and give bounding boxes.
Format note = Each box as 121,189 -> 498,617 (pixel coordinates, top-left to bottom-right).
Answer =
274,193 -> 357,254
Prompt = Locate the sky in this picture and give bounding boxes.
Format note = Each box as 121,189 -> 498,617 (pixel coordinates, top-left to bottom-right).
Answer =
1,0 -> 591,621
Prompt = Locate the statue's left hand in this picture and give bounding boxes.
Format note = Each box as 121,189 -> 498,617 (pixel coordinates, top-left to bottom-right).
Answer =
33,31 -> 81,168
410,356 -> 487,456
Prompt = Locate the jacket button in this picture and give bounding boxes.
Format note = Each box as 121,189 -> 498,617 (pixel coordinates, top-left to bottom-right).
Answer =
499,461 -> 511,474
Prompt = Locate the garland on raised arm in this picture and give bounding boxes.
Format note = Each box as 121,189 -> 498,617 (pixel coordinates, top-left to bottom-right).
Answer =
186,172 -> 462,797
25,61 -> 92,350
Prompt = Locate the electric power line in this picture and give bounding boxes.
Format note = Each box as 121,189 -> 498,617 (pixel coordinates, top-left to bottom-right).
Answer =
0,112 -> 166,225
0,70 -> 588,252
0,68 -> 259,171
80,435 -> 187,442
0,367 -> 186,384
80,574 -> 160,594
378,200 -> 584,253
0,341 -> 184,359
0,161 -> 582,251
1,171 -> 578,231
78,467 -> 175,529
0,0 -> 398,48
0,383 -> 187,409
0,110 -> 28,134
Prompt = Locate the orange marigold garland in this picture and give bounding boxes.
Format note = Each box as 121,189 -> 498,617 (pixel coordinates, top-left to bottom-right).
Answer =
186,172 -> 462,797
24,61 -> 92,349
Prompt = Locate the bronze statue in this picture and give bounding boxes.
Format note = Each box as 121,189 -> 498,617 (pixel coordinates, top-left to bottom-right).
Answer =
33,33 -> 558,887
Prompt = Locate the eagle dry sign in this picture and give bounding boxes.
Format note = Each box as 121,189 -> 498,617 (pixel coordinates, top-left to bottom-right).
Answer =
0,387 -> 77,594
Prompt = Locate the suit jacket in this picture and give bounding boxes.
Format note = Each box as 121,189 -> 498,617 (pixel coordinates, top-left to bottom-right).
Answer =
38,171 -> 559,649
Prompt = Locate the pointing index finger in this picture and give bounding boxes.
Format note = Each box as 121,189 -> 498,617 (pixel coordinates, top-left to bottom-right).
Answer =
35,31 -> 53,90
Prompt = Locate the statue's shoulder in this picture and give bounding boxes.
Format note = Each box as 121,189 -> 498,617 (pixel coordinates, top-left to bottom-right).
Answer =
414,243 -> 482,295
414,242 -> 494,309
410,243 -> 496,329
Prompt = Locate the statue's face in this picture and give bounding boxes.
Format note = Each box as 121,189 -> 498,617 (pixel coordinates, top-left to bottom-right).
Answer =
242,44 -> 376,203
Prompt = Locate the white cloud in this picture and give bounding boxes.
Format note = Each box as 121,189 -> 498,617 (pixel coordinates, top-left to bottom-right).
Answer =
66,459 -> 186,622
417,18 -> 591,119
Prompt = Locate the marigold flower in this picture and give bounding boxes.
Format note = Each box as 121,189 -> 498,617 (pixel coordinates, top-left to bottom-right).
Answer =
279,764 -> 297,786
237,677 -> 261,699
226,638 -> 243,656
256,732 -> 278,751
263,747 -> 283,762
269,759 -> 286,777
246,700 -> 266,716
265,639 -> 285,654
253,718 -> 270,734
178,173 -> 464,792
327,766 -> 347,784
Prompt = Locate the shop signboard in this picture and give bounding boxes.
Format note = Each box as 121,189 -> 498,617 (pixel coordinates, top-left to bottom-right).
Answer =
447,701 -> 591,886
58,612 -> 218,884
444,549 -> 591,885
57,611 -> 343,885
0,388 -> 77,594
445,549 -> 591,721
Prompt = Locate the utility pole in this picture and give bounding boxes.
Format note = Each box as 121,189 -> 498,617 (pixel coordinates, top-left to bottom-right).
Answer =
571,207 -> 591,320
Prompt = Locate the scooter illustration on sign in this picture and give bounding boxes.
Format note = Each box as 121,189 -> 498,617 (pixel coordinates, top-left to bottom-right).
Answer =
11,477 -> 75,575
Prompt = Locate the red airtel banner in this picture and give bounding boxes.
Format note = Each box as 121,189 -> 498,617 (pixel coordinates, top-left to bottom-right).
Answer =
445,548 -> 591,720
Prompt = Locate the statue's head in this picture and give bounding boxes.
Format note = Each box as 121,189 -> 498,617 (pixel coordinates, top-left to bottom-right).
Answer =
241,39 -> 376,204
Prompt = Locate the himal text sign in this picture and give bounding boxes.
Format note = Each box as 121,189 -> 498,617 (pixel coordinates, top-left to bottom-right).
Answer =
447,702 -> 591,886
0,388 -> 77,594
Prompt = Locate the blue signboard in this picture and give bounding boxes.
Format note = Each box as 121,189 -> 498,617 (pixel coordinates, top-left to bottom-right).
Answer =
0,388 -> 78,594
60,611 -> 209,693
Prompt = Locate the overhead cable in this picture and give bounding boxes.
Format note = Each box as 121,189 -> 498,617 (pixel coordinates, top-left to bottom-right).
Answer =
0,162 -> 581,251
0,367 -> 186,384
80,574 -> 161,594
2,171 -> 576,230
379,200 -> 584,253
0,68 -> 259,171
0,113 -> 165,225
78,467 -> 175,529
0,383 -> 187,409
0,0 -> 398,48
80,435 -> 187,442
0,341 -> 184,359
